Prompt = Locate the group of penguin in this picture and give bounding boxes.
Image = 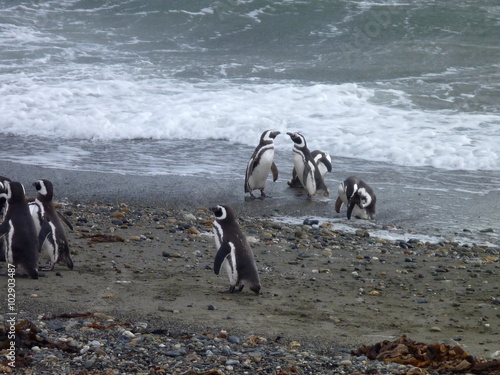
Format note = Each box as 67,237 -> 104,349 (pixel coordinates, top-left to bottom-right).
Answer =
0,176 -> 73,279
1,131 -> 375,296
244,130 -> 376,220
212,130 -> 377,295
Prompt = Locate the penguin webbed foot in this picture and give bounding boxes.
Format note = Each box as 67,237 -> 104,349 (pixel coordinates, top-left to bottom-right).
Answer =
259,189 -> 268,199
219,285 -> 244,293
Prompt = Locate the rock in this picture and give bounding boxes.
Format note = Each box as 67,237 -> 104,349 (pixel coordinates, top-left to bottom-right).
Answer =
303,219 -> 319,226
355,229 -> 370,238
187,227 -> 200,235
228,336 -> 240,344
430,326 -> 441,332
184,213 -> 197,222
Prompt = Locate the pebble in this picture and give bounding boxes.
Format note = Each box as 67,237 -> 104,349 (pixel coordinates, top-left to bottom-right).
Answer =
10,204 -> 500,375
228,336 -> 241,344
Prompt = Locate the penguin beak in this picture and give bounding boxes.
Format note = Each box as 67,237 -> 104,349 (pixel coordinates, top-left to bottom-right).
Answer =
209,207 -> 217,214
347,201 -> 356,220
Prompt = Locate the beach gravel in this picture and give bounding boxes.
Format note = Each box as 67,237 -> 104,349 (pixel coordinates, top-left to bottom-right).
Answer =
1,200 -> 499,374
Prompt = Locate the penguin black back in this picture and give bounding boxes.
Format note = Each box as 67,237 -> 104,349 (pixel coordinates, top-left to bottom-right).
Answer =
32,179 -> 74,270
211,205 -> 260,294
287,132 -> 329,197
0,181 -> 39,279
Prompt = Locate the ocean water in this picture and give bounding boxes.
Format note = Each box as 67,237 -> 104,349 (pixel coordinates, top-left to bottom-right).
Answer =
1,1 -> 499,243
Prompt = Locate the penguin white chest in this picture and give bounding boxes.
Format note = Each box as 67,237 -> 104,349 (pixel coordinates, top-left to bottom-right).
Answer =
304,161 -> 317,195
292,150 -> 306,185
4,220 -> 14,264
221,242 -> 238,286
248,148 -> 274,189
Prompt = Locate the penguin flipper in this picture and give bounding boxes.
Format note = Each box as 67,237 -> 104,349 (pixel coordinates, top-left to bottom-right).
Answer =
335,196 -> 343,213
57,211 -> 74,231
319,156 -> 333,172
244,157 -> 255,193
271,162 -> 279,182
38,221 -> 52,252
214,242 -> 232,275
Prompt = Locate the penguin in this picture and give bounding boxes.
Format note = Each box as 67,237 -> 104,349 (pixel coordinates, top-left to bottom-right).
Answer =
0,181 -> 39,278
210,205 -> 260,294
286,132 -> 330,197
245,130 -> 280,198
288,150 -> 332,188
29,179 -> 73,270
335,176 -> 376,220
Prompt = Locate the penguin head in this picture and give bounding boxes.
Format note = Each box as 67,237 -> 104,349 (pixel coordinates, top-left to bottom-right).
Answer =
287,132 -> 307,148
347,187 -> 375,219
33,179 -> 53,200
4,181 -> 26,203
210,205 -> 235,222
261,130 -> 281,143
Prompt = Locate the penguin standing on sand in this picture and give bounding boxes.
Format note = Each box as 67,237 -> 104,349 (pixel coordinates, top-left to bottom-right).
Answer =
210,205 -> 260,294
245,130 -> 280,198
0,181 -> 39,278
287,132 -> 330,197
335,176 -> 376,220
30,179 -> 74,270
288,150 -> 332,188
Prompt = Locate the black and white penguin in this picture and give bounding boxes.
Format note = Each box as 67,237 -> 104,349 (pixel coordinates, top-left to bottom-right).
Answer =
30,179 -> 73,270
288,150 -> 332,188
210,205 -> 260,294
0,181 -> 39,278
245,130 -> 280,198
286,132 -> 329,197
335,176 -> 376,220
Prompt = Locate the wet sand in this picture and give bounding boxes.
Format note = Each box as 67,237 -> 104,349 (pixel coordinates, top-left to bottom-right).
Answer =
1,161 -> 499,367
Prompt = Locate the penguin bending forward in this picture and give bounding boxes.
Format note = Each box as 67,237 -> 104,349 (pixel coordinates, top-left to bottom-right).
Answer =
287,132 -> 329,197
0,181 -> 39,278
211,205 -> 261,294
335,176 -> 376,220
30,179 -> 74,270
245,130 -> 280,198
288,150 -> 332,188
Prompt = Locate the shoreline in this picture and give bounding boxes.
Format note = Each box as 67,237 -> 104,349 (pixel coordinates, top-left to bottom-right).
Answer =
3,159 -> 499,246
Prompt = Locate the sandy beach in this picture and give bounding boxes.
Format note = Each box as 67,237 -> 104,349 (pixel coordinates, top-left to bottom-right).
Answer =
1,161 -> 499,374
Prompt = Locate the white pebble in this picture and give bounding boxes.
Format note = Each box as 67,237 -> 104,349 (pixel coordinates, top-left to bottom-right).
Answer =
80,345 -> 90,354
121,330 -> 135,339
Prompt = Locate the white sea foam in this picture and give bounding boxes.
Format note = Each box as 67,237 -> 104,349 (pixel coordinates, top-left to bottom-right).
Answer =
1,73 -> 498,171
